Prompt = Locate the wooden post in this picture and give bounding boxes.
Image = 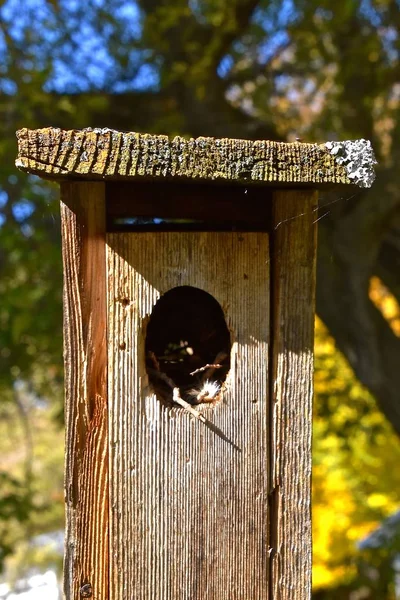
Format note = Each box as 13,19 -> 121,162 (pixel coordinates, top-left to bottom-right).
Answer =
270,190 -> 318,598
60,182 -> 109,599
15,128 -> 375,600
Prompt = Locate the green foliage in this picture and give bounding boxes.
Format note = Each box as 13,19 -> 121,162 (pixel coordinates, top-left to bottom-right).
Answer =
0,392 -> 64,576
0,181 -> 63,399
0,473 -> 32,565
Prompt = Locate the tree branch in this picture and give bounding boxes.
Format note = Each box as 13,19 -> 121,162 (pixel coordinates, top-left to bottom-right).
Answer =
317,183 -> 400,435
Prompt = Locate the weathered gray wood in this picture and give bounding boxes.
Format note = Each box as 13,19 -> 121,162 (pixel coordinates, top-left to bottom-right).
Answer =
15,127 -> 375,187
270,190 -> 318,599
60,182 -> 109,600
107,231 -> 270,599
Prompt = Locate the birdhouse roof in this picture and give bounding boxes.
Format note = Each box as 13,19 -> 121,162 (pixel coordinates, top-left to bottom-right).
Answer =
16,127 -> 376,189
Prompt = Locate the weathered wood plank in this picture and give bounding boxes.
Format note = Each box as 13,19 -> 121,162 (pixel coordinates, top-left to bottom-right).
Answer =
107,231 -> 270,600
60,182 -> 109,600
270,190 -> 318,599
16,127 -> 376,188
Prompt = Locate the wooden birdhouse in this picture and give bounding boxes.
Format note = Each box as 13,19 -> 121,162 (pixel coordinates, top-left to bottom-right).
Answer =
16,128 -> 376,600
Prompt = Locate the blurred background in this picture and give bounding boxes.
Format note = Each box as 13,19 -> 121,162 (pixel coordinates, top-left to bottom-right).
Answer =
1,0 -> 400,598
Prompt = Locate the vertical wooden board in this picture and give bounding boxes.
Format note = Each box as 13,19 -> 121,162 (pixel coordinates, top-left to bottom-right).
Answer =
270,190 -> 318,599
107,232 -> 270,600
61,182 -> 109,600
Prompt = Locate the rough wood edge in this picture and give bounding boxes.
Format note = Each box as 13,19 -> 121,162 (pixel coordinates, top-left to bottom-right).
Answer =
61,182 -> 109,600
16,127 -> 376,188
269,189 -> 318,599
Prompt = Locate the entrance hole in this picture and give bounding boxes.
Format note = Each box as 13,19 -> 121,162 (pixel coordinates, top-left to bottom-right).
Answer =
145,286 -> 231,408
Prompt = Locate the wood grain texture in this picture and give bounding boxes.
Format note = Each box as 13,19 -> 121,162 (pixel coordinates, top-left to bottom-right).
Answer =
270,190 -> 318,599
107,232 -> 270,599
16,126 -> 359,186
61,182 -> 109,600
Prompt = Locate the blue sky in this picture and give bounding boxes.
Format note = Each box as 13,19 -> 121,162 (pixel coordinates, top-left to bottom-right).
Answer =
0,0 -> 159,93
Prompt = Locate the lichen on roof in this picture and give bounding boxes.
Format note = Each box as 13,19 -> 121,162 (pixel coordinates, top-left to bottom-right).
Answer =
325,139 -> 377,188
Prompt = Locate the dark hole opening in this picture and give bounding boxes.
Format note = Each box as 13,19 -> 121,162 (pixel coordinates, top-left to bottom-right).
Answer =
145,286 -> 231,407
